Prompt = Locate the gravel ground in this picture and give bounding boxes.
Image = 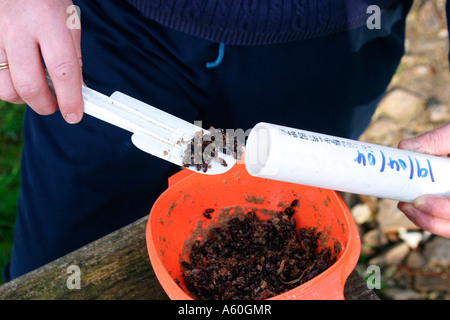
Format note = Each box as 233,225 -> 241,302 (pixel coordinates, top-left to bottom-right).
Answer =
348,0 -> 449,300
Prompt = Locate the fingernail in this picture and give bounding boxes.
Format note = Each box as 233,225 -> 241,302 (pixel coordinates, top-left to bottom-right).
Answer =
414,196 -> 431,214
65,113 -> 79,124
400,138 -> 421,152
400,203 -> 417,218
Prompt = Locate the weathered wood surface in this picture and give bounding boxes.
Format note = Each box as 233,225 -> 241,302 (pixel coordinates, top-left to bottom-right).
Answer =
0,215 -> 378,300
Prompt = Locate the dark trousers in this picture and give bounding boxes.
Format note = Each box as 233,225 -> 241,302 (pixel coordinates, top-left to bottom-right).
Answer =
2,0 -> 412,282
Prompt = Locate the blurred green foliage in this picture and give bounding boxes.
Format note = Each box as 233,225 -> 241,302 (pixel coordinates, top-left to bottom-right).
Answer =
0,100 -> 24,284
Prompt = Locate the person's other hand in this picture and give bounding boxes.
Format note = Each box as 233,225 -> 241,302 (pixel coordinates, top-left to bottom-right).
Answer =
0,0 -> 83,124
397,122 -> 450,238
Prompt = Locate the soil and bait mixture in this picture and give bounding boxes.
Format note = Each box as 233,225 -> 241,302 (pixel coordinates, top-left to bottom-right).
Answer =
182,127 -> 244,173
181,200 -> 341,300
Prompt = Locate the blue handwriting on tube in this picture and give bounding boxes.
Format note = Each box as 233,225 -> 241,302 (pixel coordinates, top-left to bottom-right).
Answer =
354,150 -> 435,183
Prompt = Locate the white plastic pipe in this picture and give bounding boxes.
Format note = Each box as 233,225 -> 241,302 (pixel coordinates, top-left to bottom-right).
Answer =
245,122 -> 450,203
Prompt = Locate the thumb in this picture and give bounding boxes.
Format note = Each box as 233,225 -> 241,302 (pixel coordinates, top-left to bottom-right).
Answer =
398,122 -> 450,156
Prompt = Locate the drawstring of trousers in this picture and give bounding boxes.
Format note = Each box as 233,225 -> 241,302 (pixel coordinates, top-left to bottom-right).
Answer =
206,43 -> 225,68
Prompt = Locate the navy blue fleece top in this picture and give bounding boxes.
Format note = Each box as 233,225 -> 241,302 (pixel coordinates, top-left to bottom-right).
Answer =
124,0 -> 430,44
124,0 -> 450,60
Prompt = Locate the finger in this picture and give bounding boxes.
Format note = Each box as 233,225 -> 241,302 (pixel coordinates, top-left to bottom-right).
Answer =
398,122 -> 450,156
398,202 -> 450,238
4,39 -> 58,114
70,26 -> 83,84
413,195 -> 450,220
39,21 -> 83,124
0,50 -> 24,104
65,2 -> 84,85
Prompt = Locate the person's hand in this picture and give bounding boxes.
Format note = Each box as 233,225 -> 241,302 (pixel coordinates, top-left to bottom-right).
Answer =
0,0 -> 83,124
397,122 -> 450,238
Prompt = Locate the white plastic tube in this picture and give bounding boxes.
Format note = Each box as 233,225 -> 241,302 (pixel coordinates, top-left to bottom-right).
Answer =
245,122 -> 450,203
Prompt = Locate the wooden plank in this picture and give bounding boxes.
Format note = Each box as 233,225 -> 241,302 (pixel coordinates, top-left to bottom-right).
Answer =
0,215 -> 168,300
0,215 -> 378,300
344,269 -> 379,300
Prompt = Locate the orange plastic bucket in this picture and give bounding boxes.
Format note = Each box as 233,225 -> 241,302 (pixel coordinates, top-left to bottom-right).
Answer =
146,163 -> 360,300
